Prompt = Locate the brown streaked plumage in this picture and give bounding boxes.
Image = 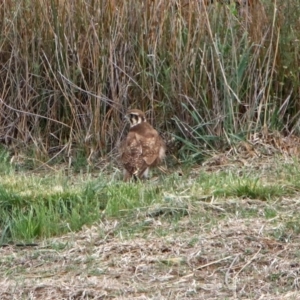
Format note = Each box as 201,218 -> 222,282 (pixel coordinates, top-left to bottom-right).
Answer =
119,109 -> 166,181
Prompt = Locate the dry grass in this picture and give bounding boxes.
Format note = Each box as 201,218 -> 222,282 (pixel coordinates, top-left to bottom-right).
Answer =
0,0 -> 300,162
2,142 -> 300,299
1,194 -> 300,299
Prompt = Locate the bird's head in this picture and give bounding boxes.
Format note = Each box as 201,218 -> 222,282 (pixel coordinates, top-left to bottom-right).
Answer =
125,109 -> 147,128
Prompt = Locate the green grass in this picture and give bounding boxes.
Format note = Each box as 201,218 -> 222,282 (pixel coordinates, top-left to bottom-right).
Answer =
213,176 -> 286,200
104,181 -> 163,217
0,168 -> 107,243
1,144 -> 300,245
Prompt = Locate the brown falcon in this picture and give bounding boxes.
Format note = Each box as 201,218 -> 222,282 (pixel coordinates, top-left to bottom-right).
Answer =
119,109 -> 166,181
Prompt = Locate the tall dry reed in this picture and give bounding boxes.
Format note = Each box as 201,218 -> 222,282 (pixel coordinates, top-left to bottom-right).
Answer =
0,0 -> 299,163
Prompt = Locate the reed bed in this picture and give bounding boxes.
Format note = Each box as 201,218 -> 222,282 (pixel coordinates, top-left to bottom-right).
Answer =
0,0 -> 299,163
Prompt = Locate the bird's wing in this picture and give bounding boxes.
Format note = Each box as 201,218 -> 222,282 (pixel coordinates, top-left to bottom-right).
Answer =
140,132 -> 165,166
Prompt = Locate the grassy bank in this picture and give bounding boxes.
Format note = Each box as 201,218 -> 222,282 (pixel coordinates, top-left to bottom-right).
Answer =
2,152 -> 300,298
1,146 -> 300,244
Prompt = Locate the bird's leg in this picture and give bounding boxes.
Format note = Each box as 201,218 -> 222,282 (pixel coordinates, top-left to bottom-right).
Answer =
137,167 -> 149,180
123,169 -> 131,182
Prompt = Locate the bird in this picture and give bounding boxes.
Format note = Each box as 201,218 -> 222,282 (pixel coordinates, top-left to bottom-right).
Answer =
119,109 -> 166,181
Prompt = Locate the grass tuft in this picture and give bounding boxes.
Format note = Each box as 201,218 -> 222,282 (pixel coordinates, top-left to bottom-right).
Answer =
105,181 -> 163,217
0,173 -> 106,243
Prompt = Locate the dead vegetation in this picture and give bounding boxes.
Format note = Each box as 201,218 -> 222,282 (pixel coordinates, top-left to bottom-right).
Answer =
1,140 -> 300,299
1,195 -> 300,299
0,0 -> 299,163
